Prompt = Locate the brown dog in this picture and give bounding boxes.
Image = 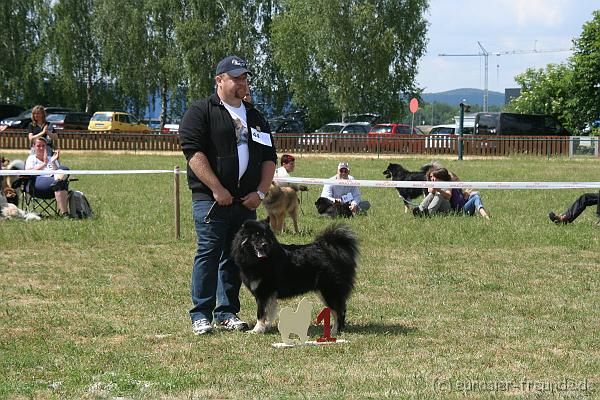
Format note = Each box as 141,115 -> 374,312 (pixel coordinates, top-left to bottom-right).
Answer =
263,182 -> 300,234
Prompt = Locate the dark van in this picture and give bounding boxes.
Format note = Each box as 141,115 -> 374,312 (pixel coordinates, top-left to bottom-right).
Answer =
474,112 -> 568,135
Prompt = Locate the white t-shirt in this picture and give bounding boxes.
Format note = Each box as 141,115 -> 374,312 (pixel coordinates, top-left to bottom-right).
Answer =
25,154 -> 61,177
274,166 -> 289,178
222,101 -> 249,179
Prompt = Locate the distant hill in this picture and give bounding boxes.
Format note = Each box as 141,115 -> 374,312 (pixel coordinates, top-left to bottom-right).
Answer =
422,88 -> 505,107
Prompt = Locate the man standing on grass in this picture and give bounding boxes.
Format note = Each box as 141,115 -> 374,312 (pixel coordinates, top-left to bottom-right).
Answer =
179,55 -> 277,335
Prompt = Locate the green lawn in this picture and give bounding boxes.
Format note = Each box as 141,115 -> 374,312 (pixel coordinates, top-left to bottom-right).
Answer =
1,152 -> 599,399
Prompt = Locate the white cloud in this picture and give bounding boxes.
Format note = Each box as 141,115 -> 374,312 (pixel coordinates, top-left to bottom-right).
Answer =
505,0 -> 567,27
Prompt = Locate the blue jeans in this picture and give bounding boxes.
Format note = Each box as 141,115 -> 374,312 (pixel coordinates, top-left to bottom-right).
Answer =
463,193 -> 484,215
190,200 -> 256,324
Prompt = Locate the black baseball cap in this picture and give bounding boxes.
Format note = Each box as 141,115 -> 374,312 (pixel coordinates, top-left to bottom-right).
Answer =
215,55 -> 252,77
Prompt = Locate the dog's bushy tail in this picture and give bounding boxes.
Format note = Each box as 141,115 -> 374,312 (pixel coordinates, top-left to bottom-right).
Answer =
420,161 -> 442,174
316,223 -> 359,270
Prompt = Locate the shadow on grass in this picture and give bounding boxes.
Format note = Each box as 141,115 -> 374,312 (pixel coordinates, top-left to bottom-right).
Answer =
251,323 -> 416,339
343,323 -> 417,336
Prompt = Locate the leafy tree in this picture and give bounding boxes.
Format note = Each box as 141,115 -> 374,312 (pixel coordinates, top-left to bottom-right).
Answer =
51,0 -> 101,113
571,10 -> 600,128
271,0 -> 429,128
507,64 -> 576,132
506,11 -> 600,133
145,0 -> 184,126
176,0 -> 262,101
0,0 -> 52,106
94,0 -> 151,116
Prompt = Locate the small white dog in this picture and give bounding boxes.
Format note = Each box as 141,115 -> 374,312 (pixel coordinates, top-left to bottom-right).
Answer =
0,194 -> 41,221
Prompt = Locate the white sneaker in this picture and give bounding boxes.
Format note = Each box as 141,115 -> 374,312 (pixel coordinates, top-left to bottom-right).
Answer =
218,315 -> 249,331
192,318 -> 213,335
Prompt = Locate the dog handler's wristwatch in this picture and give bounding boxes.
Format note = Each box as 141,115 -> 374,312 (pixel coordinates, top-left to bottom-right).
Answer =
256,190 -> 266,200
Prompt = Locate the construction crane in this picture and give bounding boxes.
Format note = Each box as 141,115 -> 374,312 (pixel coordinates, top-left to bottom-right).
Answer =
439,42 -> 571,111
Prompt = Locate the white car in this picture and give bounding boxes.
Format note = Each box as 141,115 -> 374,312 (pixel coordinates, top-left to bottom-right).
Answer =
162,123 -> 179,134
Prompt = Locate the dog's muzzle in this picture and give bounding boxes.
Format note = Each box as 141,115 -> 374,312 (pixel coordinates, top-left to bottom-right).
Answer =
253,241 -> 269,259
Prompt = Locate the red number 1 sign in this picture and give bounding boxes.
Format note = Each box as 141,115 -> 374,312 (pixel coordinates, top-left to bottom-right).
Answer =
316,307 -> 337,342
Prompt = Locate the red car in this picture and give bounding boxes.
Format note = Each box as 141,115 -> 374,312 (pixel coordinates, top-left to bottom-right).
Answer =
367,123 -> 423,149
368,123 -> 423,136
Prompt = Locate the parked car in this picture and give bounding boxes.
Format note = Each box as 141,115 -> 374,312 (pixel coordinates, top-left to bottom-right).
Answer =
1,107 -> 73,129
88,112 -> 150,132
316,122 -> 371,134
142,118 -> 162,130
162,123 -> 179,134
269,110 -> 306,134
299,122 -> 371,148
582,120 -> 600,134
0,104 -> 25,121
429,124 -> 457,135
46,112 -> 92,131
367,123 -> 423,148
426,125 -> 457,149
270,118 -> 305,134
429,124 -> 473,135
369,123 -> 423,136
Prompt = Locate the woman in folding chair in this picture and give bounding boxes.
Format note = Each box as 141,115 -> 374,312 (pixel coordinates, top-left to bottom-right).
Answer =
24,137 -> 70,217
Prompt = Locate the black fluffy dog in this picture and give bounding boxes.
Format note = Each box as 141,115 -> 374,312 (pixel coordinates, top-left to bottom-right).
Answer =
231,218 -> 358,335
314,197 -> 353,218
383,162 -> 440,212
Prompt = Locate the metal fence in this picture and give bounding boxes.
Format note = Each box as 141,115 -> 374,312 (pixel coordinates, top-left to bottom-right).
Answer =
1,129 -> 598,157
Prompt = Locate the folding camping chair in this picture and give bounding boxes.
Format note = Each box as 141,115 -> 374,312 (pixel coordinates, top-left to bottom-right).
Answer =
19,176 -> 59,217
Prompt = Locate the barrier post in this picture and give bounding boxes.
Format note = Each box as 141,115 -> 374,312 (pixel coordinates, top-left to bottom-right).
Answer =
174,165 -> 181,240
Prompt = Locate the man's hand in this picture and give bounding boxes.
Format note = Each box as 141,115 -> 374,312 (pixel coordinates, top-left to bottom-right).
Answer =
213,186 -> 233,206
241,191 -> 262,211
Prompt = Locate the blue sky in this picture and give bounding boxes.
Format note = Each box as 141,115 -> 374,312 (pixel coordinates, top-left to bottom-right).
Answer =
417,1 -> 598,93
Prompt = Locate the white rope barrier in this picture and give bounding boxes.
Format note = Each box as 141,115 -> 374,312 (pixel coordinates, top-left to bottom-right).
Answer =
0,169 -> 173,176
2,169 -> 600,189
275,177 -> 600,190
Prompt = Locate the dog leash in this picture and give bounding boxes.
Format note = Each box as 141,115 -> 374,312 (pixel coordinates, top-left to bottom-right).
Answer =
397,192 -> 420,207
203,198 -> 244,223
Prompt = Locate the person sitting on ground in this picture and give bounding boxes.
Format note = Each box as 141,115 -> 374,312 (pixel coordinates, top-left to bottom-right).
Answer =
316,162 -> 371,216
24,137 -> 70,217
275,154 -> 295,179
27,105 -> 57,156
274,154 -> 308,191
549,192 -> 600,226
413,167 -> 452,216
448,172 -> 490,219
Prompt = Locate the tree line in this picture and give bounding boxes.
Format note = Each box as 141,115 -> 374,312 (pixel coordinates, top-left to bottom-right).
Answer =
0,0 -> 429,130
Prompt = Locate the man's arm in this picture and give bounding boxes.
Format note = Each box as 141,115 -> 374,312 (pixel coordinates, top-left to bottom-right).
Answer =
241,160 -> 276,210
350,185 -> 362,205
188,151 -> 233,205
321,183 -> 335,201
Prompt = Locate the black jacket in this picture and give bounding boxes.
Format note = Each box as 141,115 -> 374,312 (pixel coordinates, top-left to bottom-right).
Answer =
179,93 -> 277,201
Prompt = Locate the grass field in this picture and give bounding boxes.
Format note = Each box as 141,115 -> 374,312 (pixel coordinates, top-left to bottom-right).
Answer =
1,151 -> 599,399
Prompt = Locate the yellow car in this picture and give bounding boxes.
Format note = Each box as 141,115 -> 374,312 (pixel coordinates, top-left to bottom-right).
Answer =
88,112 -> 150,132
